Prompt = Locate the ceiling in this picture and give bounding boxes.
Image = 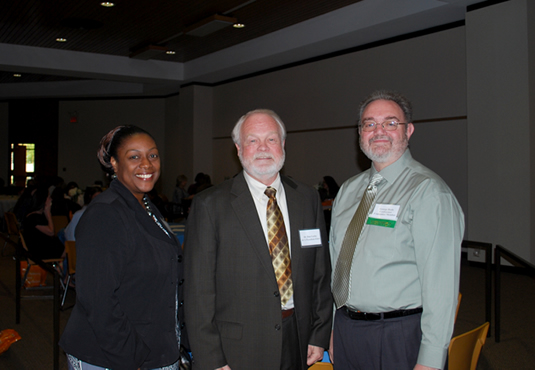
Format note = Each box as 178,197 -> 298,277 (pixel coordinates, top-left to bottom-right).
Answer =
0,0 -> 489,100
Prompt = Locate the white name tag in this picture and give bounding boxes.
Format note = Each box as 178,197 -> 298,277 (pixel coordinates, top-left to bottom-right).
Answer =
369,204 -> 400,220
299,229 -> 322,247
367,204 -> 401,228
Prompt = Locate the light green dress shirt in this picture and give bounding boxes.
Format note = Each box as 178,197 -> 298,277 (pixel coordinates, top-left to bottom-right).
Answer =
329,149 -> 465,369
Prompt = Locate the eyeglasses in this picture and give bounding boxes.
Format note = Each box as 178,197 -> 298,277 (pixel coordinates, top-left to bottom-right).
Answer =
359,120 -> 406,132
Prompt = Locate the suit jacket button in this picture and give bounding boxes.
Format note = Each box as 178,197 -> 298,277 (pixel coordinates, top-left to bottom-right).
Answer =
179,279 -> 185,286
177,255 -> 183,262
274,291 -> 280,297
274,324 -> 281,330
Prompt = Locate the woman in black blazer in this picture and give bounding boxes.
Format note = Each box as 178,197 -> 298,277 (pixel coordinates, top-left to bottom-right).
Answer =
60,125 -> 187,370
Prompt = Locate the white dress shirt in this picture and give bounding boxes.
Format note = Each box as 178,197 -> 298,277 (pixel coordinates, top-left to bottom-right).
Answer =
243,171 -> 294,309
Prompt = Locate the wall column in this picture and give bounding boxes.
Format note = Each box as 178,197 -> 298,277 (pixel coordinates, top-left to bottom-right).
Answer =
466,0 -> 535,262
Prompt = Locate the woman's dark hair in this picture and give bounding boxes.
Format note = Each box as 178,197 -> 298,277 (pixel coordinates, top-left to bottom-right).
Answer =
323,176 -> 340,198
97,125 -> 153,175
84,186 -> 103,205
29,187 -> 49,213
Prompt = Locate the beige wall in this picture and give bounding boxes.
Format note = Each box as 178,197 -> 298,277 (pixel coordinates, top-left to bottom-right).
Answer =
58,98 -> 167,192
211,26 -> 468,206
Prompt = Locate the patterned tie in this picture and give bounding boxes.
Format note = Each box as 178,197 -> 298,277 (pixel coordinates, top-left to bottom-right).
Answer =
332,173 -> 383,308
265,186 -> 293,306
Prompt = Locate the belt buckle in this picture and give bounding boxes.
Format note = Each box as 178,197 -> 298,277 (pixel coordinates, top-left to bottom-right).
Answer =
362,312 -> 380,320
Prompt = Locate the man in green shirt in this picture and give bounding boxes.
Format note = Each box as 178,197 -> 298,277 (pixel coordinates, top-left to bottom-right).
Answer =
329,90 -> 464,370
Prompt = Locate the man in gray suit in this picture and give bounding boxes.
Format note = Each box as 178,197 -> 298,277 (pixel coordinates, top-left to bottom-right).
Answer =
184,109 -> 332,370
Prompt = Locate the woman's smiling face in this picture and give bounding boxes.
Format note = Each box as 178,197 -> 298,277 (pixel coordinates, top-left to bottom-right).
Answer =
110,133 -> 160,203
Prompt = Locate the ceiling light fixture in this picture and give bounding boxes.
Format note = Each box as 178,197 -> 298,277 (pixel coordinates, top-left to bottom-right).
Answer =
56,38 -> 67,42
129,45 -> 168,60
166,50 -> 176,55
233,23 -> 245,28
100,2 -> 115,7
184,14 -> 238,37
13,74 -> 21,77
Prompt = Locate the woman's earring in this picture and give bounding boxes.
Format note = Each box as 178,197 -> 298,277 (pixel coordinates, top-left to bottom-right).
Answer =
111,173 -> 117,180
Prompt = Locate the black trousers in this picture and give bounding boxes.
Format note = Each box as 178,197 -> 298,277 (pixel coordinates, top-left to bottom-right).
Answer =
333,308 -> 422,370
280,311 -> 303,370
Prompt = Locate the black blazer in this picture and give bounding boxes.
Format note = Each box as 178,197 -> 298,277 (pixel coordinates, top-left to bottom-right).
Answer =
60,180 -> 185,370
184,172 -> 332,369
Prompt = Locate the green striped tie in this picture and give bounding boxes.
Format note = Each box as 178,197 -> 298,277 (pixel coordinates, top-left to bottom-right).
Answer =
332,173 -> 383,308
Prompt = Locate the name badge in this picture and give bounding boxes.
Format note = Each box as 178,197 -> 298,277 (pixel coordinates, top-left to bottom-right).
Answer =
366,204 -> 400,228
299,229 -> 322,248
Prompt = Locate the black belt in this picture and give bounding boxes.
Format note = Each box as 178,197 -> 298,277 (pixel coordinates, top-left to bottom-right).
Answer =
343,306 -> 422,321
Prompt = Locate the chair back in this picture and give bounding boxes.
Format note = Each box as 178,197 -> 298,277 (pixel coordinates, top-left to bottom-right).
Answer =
64,240 -> 77,275
448,322 -> 489,370
455,292 -> 462,323
5,212 -> 19,236
309,362 -> 333,369
19,231 -> 29,252
52,215 -> 69,236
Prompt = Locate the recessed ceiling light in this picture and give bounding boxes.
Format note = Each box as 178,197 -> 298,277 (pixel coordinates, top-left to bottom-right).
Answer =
233,23 -> 245,29
166,50 -> 176,55
56,38 -> 67,42
13,74 -> 21,77
100,2 -> 115,7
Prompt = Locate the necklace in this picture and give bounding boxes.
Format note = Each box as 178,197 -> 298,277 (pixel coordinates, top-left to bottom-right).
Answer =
142,194 -> 171,238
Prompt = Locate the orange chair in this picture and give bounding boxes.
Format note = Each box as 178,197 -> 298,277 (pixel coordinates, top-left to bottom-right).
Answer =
309,362 -> 333,370
448,322 -> 489,370
18,232 -> 63,287
52,215 -> 69,236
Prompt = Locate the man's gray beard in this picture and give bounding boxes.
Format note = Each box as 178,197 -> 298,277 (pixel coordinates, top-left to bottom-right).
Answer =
359,137 -> 408,163
239,151 -> 285,180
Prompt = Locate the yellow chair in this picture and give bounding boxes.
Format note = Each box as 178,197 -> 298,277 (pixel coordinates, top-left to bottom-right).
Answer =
448,322 -> 489,370
61,240 -> 77,307
455,292 -> 462,323
52,215 -> 69,236
309,362 -> 333,369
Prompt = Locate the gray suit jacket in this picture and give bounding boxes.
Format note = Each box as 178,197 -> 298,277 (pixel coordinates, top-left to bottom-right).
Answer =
184,172 -> 332,369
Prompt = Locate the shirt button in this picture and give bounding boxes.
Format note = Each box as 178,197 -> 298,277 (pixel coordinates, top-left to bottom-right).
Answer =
274,324 -> 281,330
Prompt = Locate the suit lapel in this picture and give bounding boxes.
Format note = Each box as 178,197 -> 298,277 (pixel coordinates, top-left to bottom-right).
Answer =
281,175 -> 305,285
230,173 -> 276,280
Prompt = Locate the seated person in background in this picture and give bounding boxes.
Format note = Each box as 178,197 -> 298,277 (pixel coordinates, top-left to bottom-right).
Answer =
322,175 -> 340,200
172,174 -> 189,216
51,184 -> 81,218
147,188 -> 170,220
22,187 -> 65,260
187,172 -> 205,196
64,186 -> 102,242
196,173 -> 213,193
13,183 -> 37,223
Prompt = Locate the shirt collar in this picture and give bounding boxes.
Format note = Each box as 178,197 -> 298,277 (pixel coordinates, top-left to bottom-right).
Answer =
370,149 -> 412,184
243,171 -> 282,201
